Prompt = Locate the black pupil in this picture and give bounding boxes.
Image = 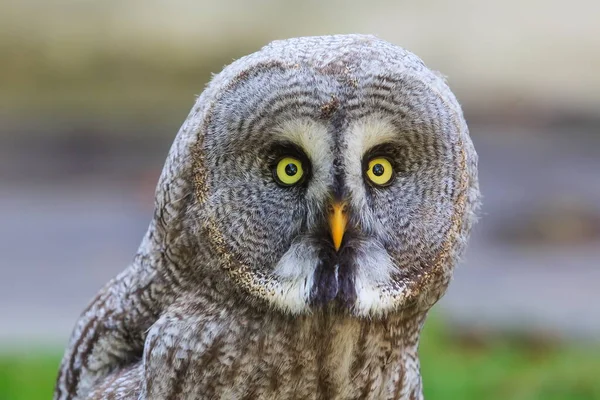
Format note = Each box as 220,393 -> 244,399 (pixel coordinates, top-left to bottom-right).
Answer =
372,163 -> 385,176
285,163 -> 298,176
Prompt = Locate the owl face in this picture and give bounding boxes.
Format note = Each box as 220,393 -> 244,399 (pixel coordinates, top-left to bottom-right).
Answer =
190,36 -> 478,318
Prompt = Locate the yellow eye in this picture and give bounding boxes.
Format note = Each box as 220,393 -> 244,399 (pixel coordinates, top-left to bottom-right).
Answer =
274,157 -> 304,186
365,157 -> 394,186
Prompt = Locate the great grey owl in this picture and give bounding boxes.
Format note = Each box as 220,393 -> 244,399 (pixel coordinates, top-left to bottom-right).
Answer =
55,34 -> 479,400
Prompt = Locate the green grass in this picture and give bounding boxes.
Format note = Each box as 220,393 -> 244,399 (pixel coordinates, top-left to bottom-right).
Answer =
420,319 -> 600,400
1,321 -> 599,400
0,350 -> 61,400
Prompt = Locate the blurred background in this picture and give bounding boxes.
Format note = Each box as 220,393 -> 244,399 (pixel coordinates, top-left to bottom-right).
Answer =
1,1 -> 599,399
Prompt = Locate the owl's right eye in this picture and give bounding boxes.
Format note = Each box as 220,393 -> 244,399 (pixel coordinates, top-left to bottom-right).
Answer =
273,156 -> 305,186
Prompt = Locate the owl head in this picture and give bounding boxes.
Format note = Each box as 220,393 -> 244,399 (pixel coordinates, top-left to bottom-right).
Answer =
152,35 -> 479,318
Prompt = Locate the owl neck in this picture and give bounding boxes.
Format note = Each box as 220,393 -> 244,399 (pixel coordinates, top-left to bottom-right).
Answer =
212,296 -> 428,400
147,239 -> 428,399
290,312 -> 426,400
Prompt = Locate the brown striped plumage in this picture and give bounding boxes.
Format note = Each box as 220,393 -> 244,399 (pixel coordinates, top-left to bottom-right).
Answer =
55,35 -> 479,399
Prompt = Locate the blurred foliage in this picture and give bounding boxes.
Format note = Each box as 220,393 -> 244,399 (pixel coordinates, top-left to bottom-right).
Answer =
1,320 -> 598,400
2,1 -> 599,122
420,319 -> 600,399
0,350 -> 60,400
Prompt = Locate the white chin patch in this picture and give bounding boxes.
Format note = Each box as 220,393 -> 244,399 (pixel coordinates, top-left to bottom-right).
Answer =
269,237 -> 401,317
352,241 -> 401,317
270,240 -> 318,314
353,282 -> 402,317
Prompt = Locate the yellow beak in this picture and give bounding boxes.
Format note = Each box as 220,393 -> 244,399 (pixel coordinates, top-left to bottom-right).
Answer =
329,202 -> 348,252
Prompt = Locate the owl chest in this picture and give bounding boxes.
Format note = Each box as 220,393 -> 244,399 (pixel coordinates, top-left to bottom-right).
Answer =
150,315 -> 421,400
214,340 -> 414,399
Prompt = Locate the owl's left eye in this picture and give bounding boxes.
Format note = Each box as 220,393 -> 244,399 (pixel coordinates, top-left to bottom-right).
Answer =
273,156 -> 305,186
365,157 -> 394,186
